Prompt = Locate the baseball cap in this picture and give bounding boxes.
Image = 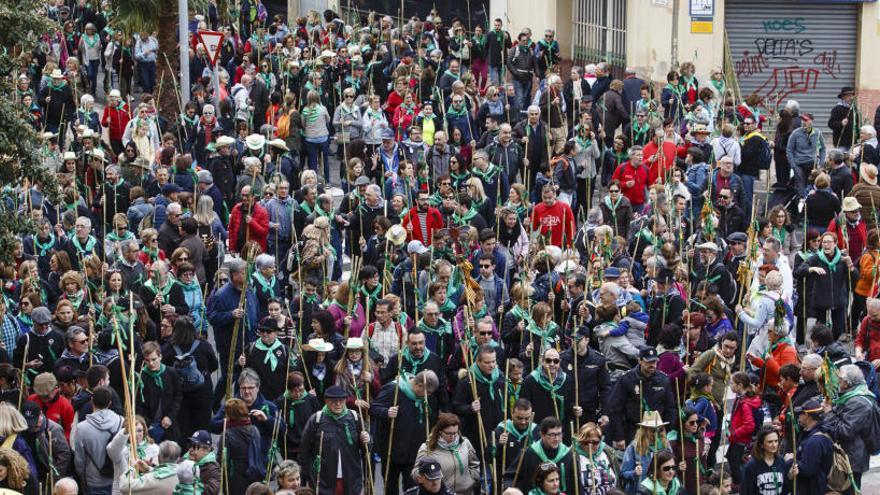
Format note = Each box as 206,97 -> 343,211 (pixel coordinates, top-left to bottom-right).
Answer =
189,430 -> 213,447
407,240 -> 429,255
418,457 -> 443,480
21,400 -> 41,428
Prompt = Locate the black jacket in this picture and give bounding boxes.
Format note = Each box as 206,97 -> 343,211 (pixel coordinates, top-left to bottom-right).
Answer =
504,441 -> 576,494
793,250 -> 857,310
717,204 -> 748,240
690,259 -> 737,305
241,339 -> 290,401
274,392 -> 321,459
559,347 -> 611,422
135,365 -> 183,440
519,369 -> 576,427
506,45 -> 538,82
828,102 -> 857,149
161,338 -> 218,399
491,421 -> 539,472
380,350 -> 448,408
451,370 -> 507,459
13,329 -> 65,376
485,30 -> 512,68
647,290 -> 685,346
370,379 -> 440,465
606,366 -> 677,443
299,408 -> 367,495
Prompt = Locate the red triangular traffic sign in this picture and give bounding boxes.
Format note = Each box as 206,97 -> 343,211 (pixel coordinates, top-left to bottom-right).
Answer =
198,30 -> 225,66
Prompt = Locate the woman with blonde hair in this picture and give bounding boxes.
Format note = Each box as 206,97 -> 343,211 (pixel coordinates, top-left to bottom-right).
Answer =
0,403 -> 37,478
302,90 -> 332,181
0,448 -> 34,494
466,177 -> 493,225
107,414 -> 160,490
620,411 -> 671,495
333,337 -> 379,409
574,422 -> 618,494
413,413 -> 480,495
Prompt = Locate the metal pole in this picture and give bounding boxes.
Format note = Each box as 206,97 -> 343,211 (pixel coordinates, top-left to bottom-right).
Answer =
213,61 -> 221,107
179,0 -> 191,103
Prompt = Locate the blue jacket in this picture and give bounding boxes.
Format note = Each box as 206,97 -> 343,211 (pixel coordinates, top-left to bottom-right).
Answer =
686,395 -> 719,435
206,282 -> 259,352
710,170 -> 745,210
445,112 -> 477,143
794,424 -> 833,495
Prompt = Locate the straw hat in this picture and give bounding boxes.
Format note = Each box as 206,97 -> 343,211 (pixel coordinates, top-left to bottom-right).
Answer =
387,224 -> 407,246
638,410 -> 669,428
216,136 -> 235,147
860,164 -> 878,185
88,149 -> 107,162
62,151 -> 77,161
346,337 -> 364,350
245,133 -> 266,150
842,196 -> 861,212
50,69 -> 64,79
268,138 -> 289,151
304,338 -> 334,353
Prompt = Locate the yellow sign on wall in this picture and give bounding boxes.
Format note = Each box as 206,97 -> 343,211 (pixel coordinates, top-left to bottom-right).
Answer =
691,20 -> 713,33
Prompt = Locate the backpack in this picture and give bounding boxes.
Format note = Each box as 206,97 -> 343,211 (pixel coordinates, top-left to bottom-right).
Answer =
750,133 -> 772,170
173,341 -> 205,392
276,110 -> 291,139
286,238 -> 309,275
817,432 -> 853,492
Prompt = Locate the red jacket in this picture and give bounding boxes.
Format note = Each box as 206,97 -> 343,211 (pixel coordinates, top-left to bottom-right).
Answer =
748,342 -> 799,391
643,141 -> 677,185
28,392 -> 75,440
827,215 -> 867,260
729,394 -> 762,444
611,161 -> 648,206
856,316 -> 880,362
101,104 -> 130,142
402,206 -> 443,246
228,202 -> 269,252
530,200 -> 575,248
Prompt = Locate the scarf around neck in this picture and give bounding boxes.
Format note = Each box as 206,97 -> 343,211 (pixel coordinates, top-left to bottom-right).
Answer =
255,338 -> 283,371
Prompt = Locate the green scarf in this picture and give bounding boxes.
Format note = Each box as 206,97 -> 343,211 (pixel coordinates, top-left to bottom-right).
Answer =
509,304 -> 534,327
252,271 -> 277,295
681,74 -> 697,93
640,477 -> 682,495
82,33 -> 100,49
321,405 -> 354,445
772,226 -> 787,245
439,436 -> 466,473
255,338 -> 283,371
632,122 -> 650,143
833,383 -> 875,406
528,368 -> 567,416
282,391 -> 306,427
763,337 -> 793,359
144,277 -> 174,298
452,207 -> 478,225
141,364 -> 166,394
397,374 -> 430,423
402,346 -> 430,369
500,419 -> 535,442
141,246 -> 159,262
302,105 -> 321,124
71,235 -> 97,256
106,230 -> 134,243
711,79 -> 725,95
665,83 -> 683,97
300,200 -> 314,215
150,462 -> 179,480
469,362 -> 502,401
34,233 -> 56,257
527,320 -> 559,346
529,440 -> 571,492
446,103 -> 468,119
817,248 -> 842,272
418,318 -> 452,356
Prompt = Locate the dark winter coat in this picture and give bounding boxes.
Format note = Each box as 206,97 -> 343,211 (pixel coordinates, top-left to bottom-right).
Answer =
299,407 -> 368,495
606,366 -> 677,443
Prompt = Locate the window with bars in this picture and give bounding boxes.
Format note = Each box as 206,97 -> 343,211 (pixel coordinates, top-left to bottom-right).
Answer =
572,0 -> 627,76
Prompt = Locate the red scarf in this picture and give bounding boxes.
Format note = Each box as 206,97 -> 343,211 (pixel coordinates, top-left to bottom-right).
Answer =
200,115 -> 216,144
226,418 -> 252,428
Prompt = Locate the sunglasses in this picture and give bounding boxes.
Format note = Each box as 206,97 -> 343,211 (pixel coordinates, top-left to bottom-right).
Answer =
544,358 -> 560,364
479,331 -> 493,335
662,465 -> 677,473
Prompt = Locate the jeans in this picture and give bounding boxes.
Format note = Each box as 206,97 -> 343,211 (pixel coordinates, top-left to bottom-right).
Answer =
85,486 -> 112,495
740,173 -> 757,219
138,60 -> 157,93
86,59 -> 100,94
304,138 -> 331,183
489,66 -> 503,86
512,78 -> 532,113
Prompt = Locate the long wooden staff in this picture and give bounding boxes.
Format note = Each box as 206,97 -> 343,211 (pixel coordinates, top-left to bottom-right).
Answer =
460,326 -> 490,495
570,421 -> 580,495
17,336 -> 30,409
383,349 -> 404,492
350,374 -> 375,495
510,411 -> 534,488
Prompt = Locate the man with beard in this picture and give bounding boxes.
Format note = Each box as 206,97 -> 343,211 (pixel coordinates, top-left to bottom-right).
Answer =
491,399 -> 539,475
530,185 -> 575,248
380,329 -> 448,408
402,190 -> 443,247
486,123 -> 524,182
351,184 -> 385,250
690,242 -> 736,303
504,416 -> 576,494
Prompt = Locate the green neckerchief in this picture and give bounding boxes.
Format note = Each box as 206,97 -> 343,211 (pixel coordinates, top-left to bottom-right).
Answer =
437,297 -> 457,314
34,233 -> 56,257
304,80 -> 323,96
665,83 -> 683,97
177,278 -> 200,294
529,440 -> 571,492
450,170 -> 471,188
255,338 -> 283,371
303,293 -> 319,305
469,362 -> 502,401
772,226 -> 787,245
71,235 -> 97,256
446,103 -> 468,119
503,201 -> 527,219
301,105 -> 321,124
282,391 -> 307,427
711,79 -> 725,95
300,200 -> 314,215
471,163 -> 501,183
365,107 -> 384,121
452,207 -> 478,225
106,230 -> 134,243
181,112 -> 198,127
19,313 -> 33,327
140,364 -> 166,399
359,284 -> 382,308
144,277 -> 174,298
252,271 -> 277,295
398,103 -> 416,117
640,476 -> 682,495
65,290 -> 85,311
817,248 -> 842,272
631,121 -> 650,143
78,108 -> 96,122
321,405 -> 354,445
689,389 -> 719,410
509,305 -> 534,326
833,383 -> 874,406
527,320 -> 559,346
397,374 -> 430,423
681,74 -> 697,93
763,337 -> 793,359
402,346 -> 431,369
501,419 -> 535,442
528,489 -> 551,495
314,203 -> 333,220
604,194 -> 622,213
493,29 -> 504,44
82,33 -> 100,48
443,69 -> 461,81
529,367 -> 567,415
439,436 -> 466,473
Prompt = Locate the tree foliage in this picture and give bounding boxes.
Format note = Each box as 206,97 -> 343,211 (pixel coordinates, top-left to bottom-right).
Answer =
0,0 -> 62,263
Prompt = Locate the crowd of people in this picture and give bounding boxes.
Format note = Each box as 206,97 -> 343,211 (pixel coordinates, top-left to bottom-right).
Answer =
3,1 -> 880,494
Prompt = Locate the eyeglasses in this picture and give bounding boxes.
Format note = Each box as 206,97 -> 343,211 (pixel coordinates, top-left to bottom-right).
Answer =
72,339 -> 88,344
583,439 -> 600,445
609,189 -> 620,194
479,331 -> 493,335
344,95 -> 354,99
661,465 -> 677,472
544,358 -> 560,364
720,195 -> 731,199
686,420 -> 699,426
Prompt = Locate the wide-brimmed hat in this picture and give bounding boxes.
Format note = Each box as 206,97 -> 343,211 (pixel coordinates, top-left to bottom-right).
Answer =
304,338 -> 334,353
268,138 -> 289,151
387,224 -> 407,246
861,164 -> 878,185
838,86 -> 855,98
62,151 -> 77,161
638,410 -> 669,428
132,157 -> 152,169
108,89 -> 121,98
245,133 -> 266,150
41,131 -> 58,141
346,337 -> 364,350
50,69 -> 64,79
842,196 -> 861,212
216,135 -> 235,147
320,49 -> 336,59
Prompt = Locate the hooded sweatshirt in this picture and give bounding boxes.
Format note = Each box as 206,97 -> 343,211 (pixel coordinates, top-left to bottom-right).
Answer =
73,408 -> 123,488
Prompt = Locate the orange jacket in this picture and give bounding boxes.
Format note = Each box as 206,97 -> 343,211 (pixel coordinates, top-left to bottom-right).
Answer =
748,341 -> 799,391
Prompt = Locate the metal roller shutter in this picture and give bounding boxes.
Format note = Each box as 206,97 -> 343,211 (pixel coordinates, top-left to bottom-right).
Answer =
725,1 -> 857,130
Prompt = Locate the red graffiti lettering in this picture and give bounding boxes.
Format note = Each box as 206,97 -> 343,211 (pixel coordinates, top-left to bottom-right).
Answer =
753,66 -> 820,108
813,50 -> 841,79
735,50 -> 770,78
